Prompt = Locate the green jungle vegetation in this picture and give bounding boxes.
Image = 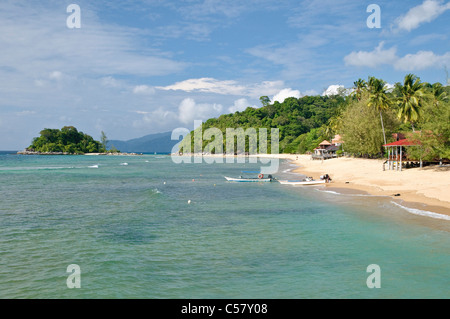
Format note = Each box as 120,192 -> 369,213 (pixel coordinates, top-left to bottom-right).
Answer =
178,74 -> 450,160
26,126 -> 113,154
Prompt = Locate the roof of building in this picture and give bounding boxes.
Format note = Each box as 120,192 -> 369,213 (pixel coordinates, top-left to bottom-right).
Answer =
326,145 -> 339,151
383,139 -> 420,147
319,140 -> 332,146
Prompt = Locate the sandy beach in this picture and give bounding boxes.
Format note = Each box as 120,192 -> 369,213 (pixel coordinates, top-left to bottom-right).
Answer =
265,154 -> 450,217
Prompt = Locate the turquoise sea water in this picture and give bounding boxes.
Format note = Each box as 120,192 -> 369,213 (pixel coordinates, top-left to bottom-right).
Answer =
0,152 -> 449,299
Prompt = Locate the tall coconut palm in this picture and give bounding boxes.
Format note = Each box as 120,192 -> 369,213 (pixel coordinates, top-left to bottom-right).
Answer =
367,76 -> 391,146
396,74 -> 426,131
352,78 -> 367,101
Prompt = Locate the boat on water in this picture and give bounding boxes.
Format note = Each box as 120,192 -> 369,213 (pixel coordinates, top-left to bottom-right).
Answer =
278,174 -> 331,185
224,173 -> 274,182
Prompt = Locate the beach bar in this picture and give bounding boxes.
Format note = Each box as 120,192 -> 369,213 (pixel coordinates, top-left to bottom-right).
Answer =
383,139 -> 421,171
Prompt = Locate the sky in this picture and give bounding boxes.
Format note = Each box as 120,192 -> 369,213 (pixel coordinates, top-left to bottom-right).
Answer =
0,0 -> 449,150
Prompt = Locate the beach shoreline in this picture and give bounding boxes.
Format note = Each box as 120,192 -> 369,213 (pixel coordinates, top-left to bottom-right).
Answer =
271,154 -> 450,217
192,152 -> 450,217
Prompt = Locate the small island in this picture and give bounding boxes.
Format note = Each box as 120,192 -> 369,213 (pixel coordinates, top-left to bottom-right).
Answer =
17,126 -> 139,155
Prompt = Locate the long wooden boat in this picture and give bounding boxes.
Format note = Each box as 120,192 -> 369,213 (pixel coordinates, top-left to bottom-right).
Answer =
277,179 -> 326,185
224,176 -> 274,182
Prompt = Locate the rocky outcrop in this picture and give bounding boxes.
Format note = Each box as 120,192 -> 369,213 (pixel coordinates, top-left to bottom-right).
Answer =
17,149 -> 70,155
17,149 -> 142,156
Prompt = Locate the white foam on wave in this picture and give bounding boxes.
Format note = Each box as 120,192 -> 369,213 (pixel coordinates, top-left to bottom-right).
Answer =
88,164 -> 99,168
317,189 -> 341,195
391,201 -> 450,221
313,188 -> 449,221
120,163 -> 128,166
314,188 -> 386,197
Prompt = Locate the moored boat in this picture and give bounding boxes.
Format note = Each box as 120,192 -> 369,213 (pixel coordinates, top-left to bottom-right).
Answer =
278,174 -> 331,185
224,173 -> 274,182
277,179 -> 326,185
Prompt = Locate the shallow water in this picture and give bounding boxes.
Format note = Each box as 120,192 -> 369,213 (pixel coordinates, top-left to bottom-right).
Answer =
0,153 -> 448,298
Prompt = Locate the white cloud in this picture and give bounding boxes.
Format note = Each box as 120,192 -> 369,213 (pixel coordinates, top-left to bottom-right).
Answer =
304,90 -> 319,96
157,78 -> 245,95
246,81 -> 285,98
345,42 -> 450,71
49,71 -> 63,80
101,76 -> 124,88
228,98 -> 254,113
272,88 -> 301,103
0,2 -> 185,79
16,110 -> 36,116
133,85 -> 156,95
385,83 -> 395,92
157,78 -> 284,98
344,42 -> 398,68
322,85 -> 345,97
34,79 -> 46,87
178,98 -> 223,124
395,51 -> 450,71
395,0 -> 450,32
133,108 -> 179,131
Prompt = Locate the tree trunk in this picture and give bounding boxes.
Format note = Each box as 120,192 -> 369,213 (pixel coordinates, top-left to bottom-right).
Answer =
379,110 -> 387,146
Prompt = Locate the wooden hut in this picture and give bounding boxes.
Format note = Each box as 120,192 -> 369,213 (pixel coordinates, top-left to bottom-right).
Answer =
383,139 -> 421,171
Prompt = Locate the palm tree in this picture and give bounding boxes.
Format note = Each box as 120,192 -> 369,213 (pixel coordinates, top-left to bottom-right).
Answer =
430,82 -> 448,107
367,76 -> 392,146
396,74 -> 426,131
352,78 -> 367,101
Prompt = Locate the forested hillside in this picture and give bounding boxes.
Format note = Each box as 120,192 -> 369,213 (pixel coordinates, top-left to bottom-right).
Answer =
178,74 -> 449,159
179,95 -> 346,154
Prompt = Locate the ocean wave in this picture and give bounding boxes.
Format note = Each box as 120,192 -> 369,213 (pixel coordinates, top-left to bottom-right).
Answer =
151,188 -> 162,194
120,163 -> 128,166
0,166 -> 77,171
316,189 -> 341,195
314,188 -> 386,197
391,201 -> 450,221
0,164 -> 104,170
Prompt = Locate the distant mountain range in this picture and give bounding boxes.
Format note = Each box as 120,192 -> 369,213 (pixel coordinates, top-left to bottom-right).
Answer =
107,131 -> 180,153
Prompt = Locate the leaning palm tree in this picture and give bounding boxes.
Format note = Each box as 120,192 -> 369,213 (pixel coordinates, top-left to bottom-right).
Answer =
351,78 -> 367,101
367,76 -> 392,146
396,74 -> 426,131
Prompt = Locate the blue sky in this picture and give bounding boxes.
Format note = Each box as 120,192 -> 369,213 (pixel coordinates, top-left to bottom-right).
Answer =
1,0 -> 449,149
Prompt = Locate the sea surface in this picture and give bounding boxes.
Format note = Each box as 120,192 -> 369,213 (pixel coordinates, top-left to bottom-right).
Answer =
0,151 -> 449,299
